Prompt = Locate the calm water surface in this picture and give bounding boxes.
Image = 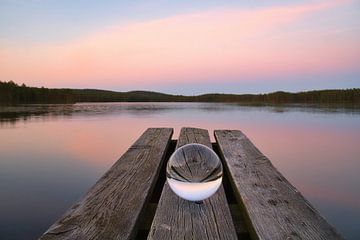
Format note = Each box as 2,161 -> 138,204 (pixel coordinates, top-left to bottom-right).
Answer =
0,102 -> 359,239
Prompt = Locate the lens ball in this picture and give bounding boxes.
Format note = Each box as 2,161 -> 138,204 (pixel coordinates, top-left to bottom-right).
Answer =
166,143 -> 223,201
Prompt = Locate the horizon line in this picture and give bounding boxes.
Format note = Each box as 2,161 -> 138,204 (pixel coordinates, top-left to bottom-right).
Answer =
2,80 -> 359,96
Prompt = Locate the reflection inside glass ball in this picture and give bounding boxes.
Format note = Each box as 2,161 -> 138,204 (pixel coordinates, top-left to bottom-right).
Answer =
166,143 -> 223,201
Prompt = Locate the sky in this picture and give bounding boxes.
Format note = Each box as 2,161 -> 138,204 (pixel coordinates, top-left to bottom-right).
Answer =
0,0 -> 359,94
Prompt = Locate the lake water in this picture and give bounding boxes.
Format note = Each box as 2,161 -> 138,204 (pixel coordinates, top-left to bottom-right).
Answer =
0,102 -> 359,239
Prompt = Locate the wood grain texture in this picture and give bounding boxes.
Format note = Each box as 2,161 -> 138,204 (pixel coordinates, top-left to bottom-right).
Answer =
148,127 -> 238,240
40,128 -> 173,240
214,130 -> 344,240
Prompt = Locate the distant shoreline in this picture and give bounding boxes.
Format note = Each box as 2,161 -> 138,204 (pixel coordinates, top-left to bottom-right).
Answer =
1,81 -> 359,106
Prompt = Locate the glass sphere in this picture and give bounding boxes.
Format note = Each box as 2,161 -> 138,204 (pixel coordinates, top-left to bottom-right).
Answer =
166,143 -> 223,201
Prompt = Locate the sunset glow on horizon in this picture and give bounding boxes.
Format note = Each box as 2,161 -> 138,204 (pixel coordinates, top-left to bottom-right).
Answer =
0,0 -> 359,94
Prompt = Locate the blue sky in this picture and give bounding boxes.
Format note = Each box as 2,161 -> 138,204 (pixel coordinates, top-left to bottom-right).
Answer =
0,0 -> 306,43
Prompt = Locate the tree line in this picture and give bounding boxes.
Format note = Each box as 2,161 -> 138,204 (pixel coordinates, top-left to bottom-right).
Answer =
1,80 -> 359,105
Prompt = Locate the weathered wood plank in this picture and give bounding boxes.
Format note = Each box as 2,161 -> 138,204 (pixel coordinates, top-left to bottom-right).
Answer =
148,127 -> 238,240
40,128 -> 173,240
214,130 -> 344,240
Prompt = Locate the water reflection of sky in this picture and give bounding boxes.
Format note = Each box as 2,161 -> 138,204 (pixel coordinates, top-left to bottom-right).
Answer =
0,103 -> 359,239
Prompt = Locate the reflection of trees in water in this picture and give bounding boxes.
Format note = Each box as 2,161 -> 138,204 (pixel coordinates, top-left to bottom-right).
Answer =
0,103 -> 238,125
0,103 -> 359,125
0,109 -> 61,126
0,105 -> 74,126
0,111 -> 47,126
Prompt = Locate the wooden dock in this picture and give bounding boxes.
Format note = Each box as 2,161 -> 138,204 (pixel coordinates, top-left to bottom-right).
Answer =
40,127 -> 343,240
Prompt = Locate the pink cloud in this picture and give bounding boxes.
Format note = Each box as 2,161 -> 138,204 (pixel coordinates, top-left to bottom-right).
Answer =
0,0 -> 357,88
